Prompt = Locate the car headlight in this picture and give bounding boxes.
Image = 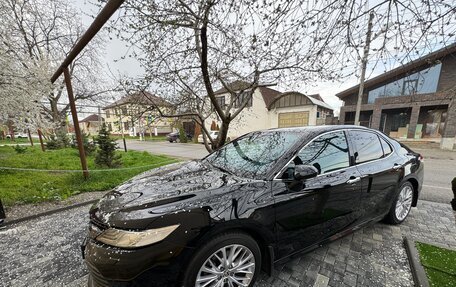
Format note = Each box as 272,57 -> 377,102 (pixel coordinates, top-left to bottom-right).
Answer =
96,224 -> 180,248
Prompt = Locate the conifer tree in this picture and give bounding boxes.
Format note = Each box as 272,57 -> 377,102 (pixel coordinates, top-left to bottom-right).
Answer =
95,124 -> 122,168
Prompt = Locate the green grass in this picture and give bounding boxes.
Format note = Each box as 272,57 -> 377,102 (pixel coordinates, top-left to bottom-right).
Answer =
0,138 -> 39,145
416,242 -> 456,287
0,146 -> 178,206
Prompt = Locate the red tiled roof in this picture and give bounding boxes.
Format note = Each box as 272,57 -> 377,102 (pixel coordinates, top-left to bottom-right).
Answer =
80,114 -> 104,123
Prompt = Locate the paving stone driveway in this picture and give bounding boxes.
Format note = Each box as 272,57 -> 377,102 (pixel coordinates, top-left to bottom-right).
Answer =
0,200 -> 454,287
257,200 -> 456,287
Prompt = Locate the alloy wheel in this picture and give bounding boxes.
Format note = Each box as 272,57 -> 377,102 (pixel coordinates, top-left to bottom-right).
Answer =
395,185 -> 413,221
195,244 -> 256,287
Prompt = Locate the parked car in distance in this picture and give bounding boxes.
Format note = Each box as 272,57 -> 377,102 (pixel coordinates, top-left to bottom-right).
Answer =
198,130 -> 219,143
166,131 -> 192,143
83,126 -> 423,287
6,132 -> 28,139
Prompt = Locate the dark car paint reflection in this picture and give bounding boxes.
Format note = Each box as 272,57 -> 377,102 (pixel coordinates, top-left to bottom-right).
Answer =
82,126 -> 424,287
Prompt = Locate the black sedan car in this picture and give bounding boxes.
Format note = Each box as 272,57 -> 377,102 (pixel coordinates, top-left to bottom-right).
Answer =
166,132 -> 192,143
83,126 -> 423,287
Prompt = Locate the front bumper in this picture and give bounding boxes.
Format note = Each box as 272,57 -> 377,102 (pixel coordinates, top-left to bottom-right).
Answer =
82,236 -> 191,287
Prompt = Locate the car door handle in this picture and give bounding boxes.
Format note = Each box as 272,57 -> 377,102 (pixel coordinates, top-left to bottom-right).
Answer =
392,164 -> 402,170
346,177 -> 361,184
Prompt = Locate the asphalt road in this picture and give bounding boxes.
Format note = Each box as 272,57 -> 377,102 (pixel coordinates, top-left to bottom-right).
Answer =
119,140 -> 209,160
124,140 -> 455,204
414,148 -> 455,204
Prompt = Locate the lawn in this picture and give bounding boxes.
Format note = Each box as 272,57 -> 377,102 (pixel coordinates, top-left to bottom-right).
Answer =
0,146 -> 178,206
0,138 -> 39,145
416,242 -> 456,287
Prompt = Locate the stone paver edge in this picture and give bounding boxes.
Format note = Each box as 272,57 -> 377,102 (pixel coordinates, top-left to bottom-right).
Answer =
1,198 -> 99,227
403,236 -> 430,287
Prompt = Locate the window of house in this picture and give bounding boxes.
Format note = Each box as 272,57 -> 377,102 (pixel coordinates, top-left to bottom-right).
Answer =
234,91 -> 253,108
106,110 -> 110,118
367,63 -> 441,103
350,131 -> 384,164
316,111 -> 320,118
124,122 -> 129,130
121,106 -> 128,115
213,96 -> 226,110
108,123 -> 112,131
294,131 -> 350,175
402,79 -> 418,95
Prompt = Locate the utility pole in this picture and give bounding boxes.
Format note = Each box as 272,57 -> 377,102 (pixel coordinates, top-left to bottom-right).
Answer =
354,12 -> 375,126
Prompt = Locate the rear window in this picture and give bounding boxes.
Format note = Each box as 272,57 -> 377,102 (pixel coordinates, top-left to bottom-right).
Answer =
379,137 -> 392,156
350,131 -> 383,164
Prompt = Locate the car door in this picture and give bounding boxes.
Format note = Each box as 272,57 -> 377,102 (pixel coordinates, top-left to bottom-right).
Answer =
272,130 -> 363,259
347,130 -> 402,220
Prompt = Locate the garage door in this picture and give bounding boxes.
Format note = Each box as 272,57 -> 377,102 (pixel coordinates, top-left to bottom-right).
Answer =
278,112 -> 309,128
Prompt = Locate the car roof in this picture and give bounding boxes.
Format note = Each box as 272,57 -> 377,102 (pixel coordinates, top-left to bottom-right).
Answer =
266,125 -> 371,134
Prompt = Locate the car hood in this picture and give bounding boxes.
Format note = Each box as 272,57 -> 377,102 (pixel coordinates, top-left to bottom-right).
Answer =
91,160 -> 254,228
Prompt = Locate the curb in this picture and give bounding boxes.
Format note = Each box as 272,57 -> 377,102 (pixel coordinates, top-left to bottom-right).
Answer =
403,236 -> 430,287
1,199 -> 98,227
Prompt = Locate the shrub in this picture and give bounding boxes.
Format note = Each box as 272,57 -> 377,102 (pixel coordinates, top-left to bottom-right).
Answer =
46,134 -> 61,150
46,130 -> 70,150
95,123 -> 122,168
178,125 -> 188,143
13,144 -> 27,154
72,133 -> 96,156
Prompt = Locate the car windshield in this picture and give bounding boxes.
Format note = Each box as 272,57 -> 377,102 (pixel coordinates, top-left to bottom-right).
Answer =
204,130 -> 302,179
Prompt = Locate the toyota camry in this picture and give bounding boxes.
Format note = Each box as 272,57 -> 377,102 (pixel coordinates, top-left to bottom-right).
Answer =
83,125 -> 423,287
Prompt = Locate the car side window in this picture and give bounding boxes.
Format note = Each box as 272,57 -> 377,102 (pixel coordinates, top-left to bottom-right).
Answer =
294,131 -> 350,175
379,136 -> 392,156
350,131 -> 384,164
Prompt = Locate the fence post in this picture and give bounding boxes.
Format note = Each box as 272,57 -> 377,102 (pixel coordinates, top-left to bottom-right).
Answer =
63,67 -> 89,179
37,129 -> 45,151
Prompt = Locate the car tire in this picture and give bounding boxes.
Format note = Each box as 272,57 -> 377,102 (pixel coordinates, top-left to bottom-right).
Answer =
385,181 -> 414,225
181,232 -> 261,287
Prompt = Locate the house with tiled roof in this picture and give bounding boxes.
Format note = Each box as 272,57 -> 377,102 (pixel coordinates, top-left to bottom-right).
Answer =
79,114 -> 104,135
207,81 -> 334,139
103,91 -> 175,136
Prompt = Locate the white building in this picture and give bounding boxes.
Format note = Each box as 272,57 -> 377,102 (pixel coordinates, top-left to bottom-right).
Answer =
103,92 -> 174,136
207,82 -> 334,139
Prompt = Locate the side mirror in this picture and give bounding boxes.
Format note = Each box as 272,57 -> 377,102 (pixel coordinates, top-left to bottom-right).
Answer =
294,165 -> 318,181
